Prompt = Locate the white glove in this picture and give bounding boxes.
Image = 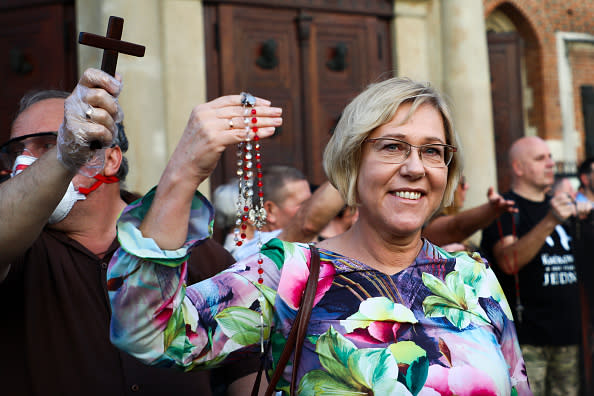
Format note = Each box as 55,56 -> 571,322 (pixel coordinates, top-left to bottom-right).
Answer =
57,68 -> 123,175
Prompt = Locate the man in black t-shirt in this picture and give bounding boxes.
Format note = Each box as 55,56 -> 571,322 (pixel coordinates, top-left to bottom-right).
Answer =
481,136 -> 589,396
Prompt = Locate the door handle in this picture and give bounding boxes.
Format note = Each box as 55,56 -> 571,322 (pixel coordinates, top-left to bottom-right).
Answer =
10,48 -> 33,74
326,43 -> 347,71
256,39 -> 278,69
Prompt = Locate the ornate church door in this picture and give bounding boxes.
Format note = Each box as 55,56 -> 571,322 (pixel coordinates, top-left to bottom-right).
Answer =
487,31 -> 525,193
0,1 -> 77,144
204,0 -> 393,187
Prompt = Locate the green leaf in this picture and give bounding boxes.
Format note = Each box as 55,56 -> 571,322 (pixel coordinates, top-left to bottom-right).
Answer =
404,355 -> 429,395
215,306 -> 269,345
315,327 -> 357,384
388,341 -> 426,365
163,307 -> 187,351
298,370 -> 364,396
423,295 -> 462,312
261,238 -> 286,270
455,257 -> 484,288
422,272 -> 460,305
445,272 -> 468,303
348,348 -> 400,390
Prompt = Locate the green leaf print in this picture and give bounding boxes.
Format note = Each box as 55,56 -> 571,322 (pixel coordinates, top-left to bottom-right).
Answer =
342,296 -> 417,333
299,327 -> 425,395
422,271 -> 491,330
163,307 -> 188,353
215,306 -> 270,345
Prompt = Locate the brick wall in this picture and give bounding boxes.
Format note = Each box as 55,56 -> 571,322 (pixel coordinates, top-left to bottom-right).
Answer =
484,0 -> 593,159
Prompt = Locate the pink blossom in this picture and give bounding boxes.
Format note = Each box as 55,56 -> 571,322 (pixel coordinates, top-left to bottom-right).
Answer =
424,364 -> 498,396
277,248 -> 335,310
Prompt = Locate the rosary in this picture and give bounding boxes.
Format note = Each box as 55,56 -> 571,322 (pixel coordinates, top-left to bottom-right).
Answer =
497,215 -> 524,323
234,92 -> 268,352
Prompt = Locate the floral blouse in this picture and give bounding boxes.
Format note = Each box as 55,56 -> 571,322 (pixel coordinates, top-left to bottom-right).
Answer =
108,190 -> 531,395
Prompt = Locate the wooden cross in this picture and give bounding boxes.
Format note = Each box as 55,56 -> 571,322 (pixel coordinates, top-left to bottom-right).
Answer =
78,16 -> 145,76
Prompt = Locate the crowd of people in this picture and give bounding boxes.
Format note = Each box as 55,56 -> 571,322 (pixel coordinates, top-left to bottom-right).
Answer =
1,65 -> 593,396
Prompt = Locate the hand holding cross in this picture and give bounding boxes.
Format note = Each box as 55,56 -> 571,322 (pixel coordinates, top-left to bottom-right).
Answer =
76,16 -> 144,152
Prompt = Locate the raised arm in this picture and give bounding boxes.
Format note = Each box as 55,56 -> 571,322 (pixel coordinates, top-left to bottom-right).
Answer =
493,191 -> 576,274
138,95 -> 282,249
279,181 -> 346,242
0,69 -> 121,277
423,187 -> 516,246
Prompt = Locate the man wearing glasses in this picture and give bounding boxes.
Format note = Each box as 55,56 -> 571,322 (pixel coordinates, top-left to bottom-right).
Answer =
0,69 -> 237,395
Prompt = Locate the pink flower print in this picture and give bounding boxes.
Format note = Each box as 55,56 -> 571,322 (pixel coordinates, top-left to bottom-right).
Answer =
342,297 -> 417,344
424,364 -> 498,396
277,247 -> 335,310
425,365 -> 452,395
448,366 -> 498,396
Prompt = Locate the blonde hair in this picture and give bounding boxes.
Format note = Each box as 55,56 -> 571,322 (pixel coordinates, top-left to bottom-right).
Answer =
323,77 -> 463,210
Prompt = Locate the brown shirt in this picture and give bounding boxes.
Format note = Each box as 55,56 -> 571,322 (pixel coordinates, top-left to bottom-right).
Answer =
0,227 -> 237,395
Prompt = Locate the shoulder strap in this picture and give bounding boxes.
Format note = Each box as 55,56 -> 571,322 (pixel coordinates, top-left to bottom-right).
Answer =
253,244 -> 320,396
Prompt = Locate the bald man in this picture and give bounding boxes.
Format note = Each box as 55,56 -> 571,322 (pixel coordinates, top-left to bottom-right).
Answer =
481,136 -> 586,396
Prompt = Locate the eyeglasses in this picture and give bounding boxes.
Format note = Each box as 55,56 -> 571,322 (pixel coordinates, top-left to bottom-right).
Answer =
0,131 -> 58,174
364,137 -> 456,168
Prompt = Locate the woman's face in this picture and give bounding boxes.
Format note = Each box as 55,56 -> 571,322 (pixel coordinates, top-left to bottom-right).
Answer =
356,103 -> 449,238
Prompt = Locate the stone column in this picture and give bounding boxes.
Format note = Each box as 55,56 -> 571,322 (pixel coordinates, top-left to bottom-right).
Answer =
161,0 -> 210,196
76,0 -> 210,197
441,0 -> 497,209
393,0 -> 443,88
76,0 -> 167,195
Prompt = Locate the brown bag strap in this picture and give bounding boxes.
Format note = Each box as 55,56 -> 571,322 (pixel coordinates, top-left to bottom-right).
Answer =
251,244 -> 321,396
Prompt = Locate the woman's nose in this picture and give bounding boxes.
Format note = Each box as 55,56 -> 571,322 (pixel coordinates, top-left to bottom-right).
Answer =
399,148 -> 425,177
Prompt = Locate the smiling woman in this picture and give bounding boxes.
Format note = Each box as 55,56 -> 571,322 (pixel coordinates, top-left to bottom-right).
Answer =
107,77 -> 533,395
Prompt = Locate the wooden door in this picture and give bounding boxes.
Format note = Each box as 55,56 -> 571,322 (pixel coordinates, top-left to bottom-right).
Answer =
0,1 -> 77,144
487,31 -> 525,192
300,11 -> 388,182
205,1 -> 393,188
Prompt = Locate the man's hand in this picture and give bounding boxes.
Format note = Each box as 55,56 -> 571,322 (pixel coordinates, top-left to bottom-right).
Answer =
549,192 -> 578,223
487,187 -> 517,216
57,68 -> 123,174
576,200 -> 593,220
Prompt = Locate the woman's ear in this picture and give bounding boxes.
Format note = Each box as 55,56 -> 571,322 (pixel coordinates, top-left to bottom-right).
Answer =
103,146 -> 122,177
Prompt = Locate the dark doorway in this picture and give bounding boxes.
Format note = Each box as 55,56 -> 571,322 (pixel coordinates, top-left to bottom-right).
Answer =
0,1 -> 78,143
487,31 -> 525,192
581,85 -> 594,159
204,0 -> 393,188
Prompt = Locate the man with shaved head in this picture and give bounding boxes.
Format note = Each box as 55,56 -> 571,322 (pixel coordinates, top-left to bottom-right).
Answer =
481,136 -> 589,396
